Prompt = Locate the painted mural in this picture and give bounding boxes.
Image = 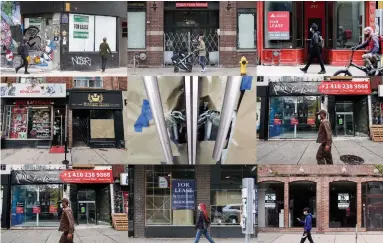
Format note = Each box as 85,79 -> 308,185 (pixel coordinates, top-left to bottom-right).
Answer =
1,1 -> 21,66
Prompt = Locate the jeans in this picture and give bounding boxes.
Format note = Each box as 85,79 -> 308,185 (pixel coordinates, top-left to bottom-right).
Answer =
300,231 -> 314,243
194,229 -> 215,243
101,56 -> 107,71
199,56 -> 206,69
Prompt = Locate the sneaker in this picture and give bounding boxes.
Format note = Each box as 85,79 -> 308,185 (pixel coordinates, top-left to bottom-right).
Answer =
24,72 -> 30,74
299,68 -> 307,73
201,68 -> 206,73
318,70 -> 326,74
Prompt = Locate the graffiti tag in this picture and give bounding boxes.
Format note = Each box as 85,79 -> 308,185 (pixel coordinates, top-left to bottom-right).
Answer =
71,56 -> 91,66
24,26 -> 42,50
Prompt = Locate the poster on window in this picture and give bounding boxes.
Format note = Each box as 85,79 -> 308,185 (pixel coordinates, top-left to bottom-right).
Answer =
338,193 -> 350,209
16,202 -> 24,214
265,193 -> 276,208
172,179 -> 195,210
268,11 -> 290,40
73,15 -> 89,39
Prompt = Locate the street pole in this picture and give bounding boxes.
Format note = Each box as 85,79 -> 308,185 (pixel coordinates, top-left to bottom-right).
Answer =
355,224 -> 358,243
242,178 -> 255,243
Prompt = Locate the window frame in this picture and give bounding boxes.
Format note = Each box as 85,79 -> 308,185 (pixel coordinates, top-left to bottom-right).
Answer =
73,77 -> 103,88
128,10 -> 146,50
237,8 -> 257,50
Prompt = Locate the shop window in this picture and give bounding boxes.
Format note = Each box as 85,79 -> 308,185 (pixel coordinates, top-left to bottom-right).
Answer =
69,14 -> 95,52
73,77 -> 103,88
335,2 -> 365,49
329,181 -> 357,228
89,110 -> 115,140
11,184 -> 63,227
258,182 -> 284,228
3,105 -> 52,140
362,182 -> 383,229
269,96 -> 320,139
289,181 -> 317,228
128,11 -> 146,49
95,16 -> 117,52
18,77 -> 46,84
210,165 -> 257,226
237,9 -> 256,49
145,166 -> 195,226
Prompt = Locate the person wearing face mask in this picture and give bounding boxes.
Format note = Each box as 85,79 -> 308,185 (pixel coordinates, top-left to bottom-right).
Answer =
194,203 -> 215,243
316,110 -> 333,165
300,23 -> 326,74
297,207 -> 314,243
352,27 -> 380,72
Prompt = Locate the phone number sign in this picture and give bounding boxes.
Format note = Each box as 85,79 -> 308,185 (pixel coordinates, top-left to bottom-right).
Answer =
60,170 -> 113,183
318,81 -> 371,95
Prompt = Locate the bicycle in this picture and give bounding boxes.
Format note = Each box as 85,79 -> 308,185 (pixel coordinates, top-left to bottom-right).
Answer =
128,52 -> 146,69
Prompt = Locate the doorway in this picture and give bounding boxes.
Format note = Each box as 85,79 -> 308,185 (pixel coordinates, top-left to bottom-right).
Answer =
329,181 -> 357,228
304,1 -> 326,60
289,181 -> 317,228
78,201 -> 96,225
72,110 -> 89,147
362,182 -> 383,231
53,108 -> 66,146
335,112 -> 354,136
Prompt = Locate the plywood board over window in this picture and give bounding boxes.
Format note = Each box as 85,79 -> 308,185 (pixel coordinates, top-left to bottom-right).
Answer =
90,119 -> 115,138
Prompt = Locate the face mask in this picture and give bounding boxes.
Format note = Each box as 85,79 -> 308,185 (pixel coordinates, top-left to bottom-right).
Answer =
304,212 -> 308,215
310,28 -> 313,32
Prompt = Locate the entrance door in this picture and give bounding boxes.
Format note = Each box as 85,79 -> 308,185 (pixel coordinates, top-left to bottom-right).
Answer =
53,108 -> 65,146
304,1 -> 326,59
78,201 -> 96,225
72,110 -> 89,147
335,112 -> 354,136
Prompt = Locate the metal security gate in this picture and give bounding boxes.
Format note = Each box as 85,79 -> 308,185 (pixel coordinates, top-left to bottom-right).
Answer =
72,112 -> 89,147
164,32 -> 219,66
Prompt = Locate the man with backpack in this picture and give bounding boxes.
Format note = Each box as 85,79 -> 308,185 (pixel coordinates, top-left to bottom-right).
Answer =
352,26 -> 380,72
15,39 -> 30,74
297,207 -> 314,243
300,23 -> 326,74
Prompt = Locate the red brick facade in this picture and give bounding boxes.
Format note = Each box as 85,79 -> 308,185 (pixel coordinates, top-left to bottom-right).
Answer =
257,165 -> 383,233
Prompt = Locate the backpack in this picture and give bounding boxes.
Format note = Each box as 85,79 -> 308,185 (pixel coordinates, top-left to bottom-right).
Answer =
17,45 -> 23,55
318,35 -> 324,49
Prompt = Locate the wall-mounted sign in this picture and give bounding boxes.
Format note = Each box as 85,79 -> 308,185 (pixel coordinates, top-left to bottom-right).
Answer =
176,2 -> 208,8
120,173 -> 129,186
172,179 -> 195,210
378,85 -> 383,97
0,83 -> 66,98
69,91 -> 123,109
159,176 -> 169,188
269,82 -> 320,96
319,82 -> 371,95
338,193 -> 350,209
73,15 -> 89,39
265,193 -> 276,208
268,11 -> 290,40
12,170 -> 62,184
59,170 -> 114,183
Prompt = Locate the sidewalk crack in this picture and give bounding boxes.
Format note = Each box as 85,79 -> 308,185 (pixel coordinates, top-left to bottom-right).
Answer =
1,148 -> 22,160
92,149 -> 111,164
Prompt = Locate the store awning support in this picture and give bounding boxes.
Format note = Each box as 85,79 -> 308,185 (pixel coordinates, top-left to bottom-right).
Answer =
212,76 -> 242,162
143,76 -> 174,164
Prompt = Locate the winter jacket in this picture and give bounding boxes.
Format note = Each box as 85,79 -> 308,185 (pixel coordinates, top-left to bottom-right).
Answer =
299,213 -> 313,232
99,41 -> 112,56
316,119 -> 332,146
310,31 -> 321,49
195,211 -> 209,230
356,35 -> 379,54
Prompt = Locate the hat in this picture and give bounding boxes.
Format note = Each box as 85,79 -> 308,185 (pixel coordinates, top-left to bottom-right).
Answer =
311,23 -> 318,31
316,110 -> 327,116
303,207 -> 310,213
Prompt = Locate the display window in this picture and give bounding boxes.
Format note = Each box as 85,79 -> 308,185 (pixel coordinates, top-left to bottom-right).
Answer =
259,182 -> 284,228
289,181 -> 317,228
145,166 -> 195,226
269,96 -> 320,139
3,105 -> 52,140
362,182 -> 383,230
329,181 -> 357,228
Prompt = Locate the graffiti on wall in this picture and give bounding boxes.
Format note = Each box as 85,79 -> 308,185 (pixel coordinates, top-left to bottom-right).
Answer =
1,1 -> 21,66
71,56 -> 91,66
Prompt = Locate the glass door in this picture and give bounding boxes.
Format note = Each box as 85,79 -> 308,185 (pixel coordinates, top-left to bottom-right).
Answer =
78,201 -> 96,225
336,112 -> 354,136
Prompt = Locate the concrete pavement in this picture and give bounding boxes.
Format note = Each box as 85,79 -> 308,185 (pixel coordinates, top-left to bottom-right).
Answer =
0,147 -> 128,165
1,230 -> 383,243
257,138 -> 383,164
128,66 -> 257,76
0,67 -> 127,76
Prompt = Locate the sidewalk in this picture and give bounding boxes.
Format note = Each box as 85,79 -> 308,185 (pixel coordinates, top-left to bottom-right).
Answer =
257,64 -> 367,77
257,138 -> 383,164
0,67 -> 127,76
1,230 -> 382,243
128,66 -> 257,76
0,147 -> 128,165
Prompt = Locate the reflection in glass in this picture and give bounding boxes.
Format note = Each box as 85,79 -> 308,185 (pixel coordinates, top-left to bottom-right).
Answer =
210,190 -> 242,225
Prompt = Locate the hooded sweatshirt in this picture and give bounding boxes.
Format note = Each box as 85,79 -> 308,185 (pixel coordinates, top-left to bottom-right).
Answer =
300,213 -> 313,232
310,23 -> 321,49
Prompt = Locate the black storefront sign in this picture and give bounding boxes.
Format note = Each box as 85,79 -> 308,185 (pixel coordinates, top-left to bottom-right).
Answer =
12,170 -> 62,184
269,82 -> 321,96
69,91 -> 123,109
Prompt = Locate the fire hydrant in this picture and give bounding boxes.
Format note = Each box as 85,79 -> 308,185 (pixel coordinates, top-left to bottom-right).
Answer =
239,56 -> 248,76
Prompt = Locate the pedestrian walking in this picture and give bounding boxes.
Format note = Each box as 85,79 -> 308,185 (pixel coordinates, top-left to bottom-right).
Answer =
58,198 -> 75,243
297,207 -> 314,243
15,39 -> 30,74
300,23 -> 326,74
194,203 -> 215,243
316,110 -> 333,164
99,37 -> 113,72
197,36 -> 207,73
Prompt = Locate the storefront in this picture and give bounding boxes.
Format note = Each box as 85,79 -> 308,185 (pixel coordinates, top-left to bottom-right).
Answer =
68,90 -> 124,148
0,82 -> 67,148
131,165 -> 257,238
256,76 -> 269,140
257,165 -> 383,233
372,84 -> 383,125
1,165 -> 11,229
257,1 -> 376,65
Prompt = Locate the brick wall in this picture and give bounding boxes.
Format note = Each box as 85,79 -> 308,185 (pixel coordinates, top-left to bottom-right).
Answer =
133,165 -> 145,237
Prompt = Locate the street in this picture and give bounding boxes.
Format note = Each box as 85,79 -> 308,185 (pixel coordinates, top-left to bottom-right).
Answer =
0,67 -> 127,76
0,147 -> 128,165
128,66 -> 257,76
1,230 -> 383,243
257,138 -> 383,164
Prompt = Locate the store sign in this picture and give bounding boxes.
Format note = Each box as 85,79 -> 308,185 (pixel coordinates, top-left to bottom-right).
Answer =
319,82 -> 371,95
73,15 -> 89,39
12,170 -> 62,184
0,83 -> 66,98
176,2 -> 208,8
69,92 -> 123,109
172,179 -> 195,210
120,173 -> 129,186
269,82 -> 320,96
159,176 -> 169,188
265,193 -> 276,208
14,99 -> 53,106
338,193 -> 350,209
378,85 -> 383,97
59,170 -> 114,183
268,11 -> 290,40
16,202 -> 24,214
